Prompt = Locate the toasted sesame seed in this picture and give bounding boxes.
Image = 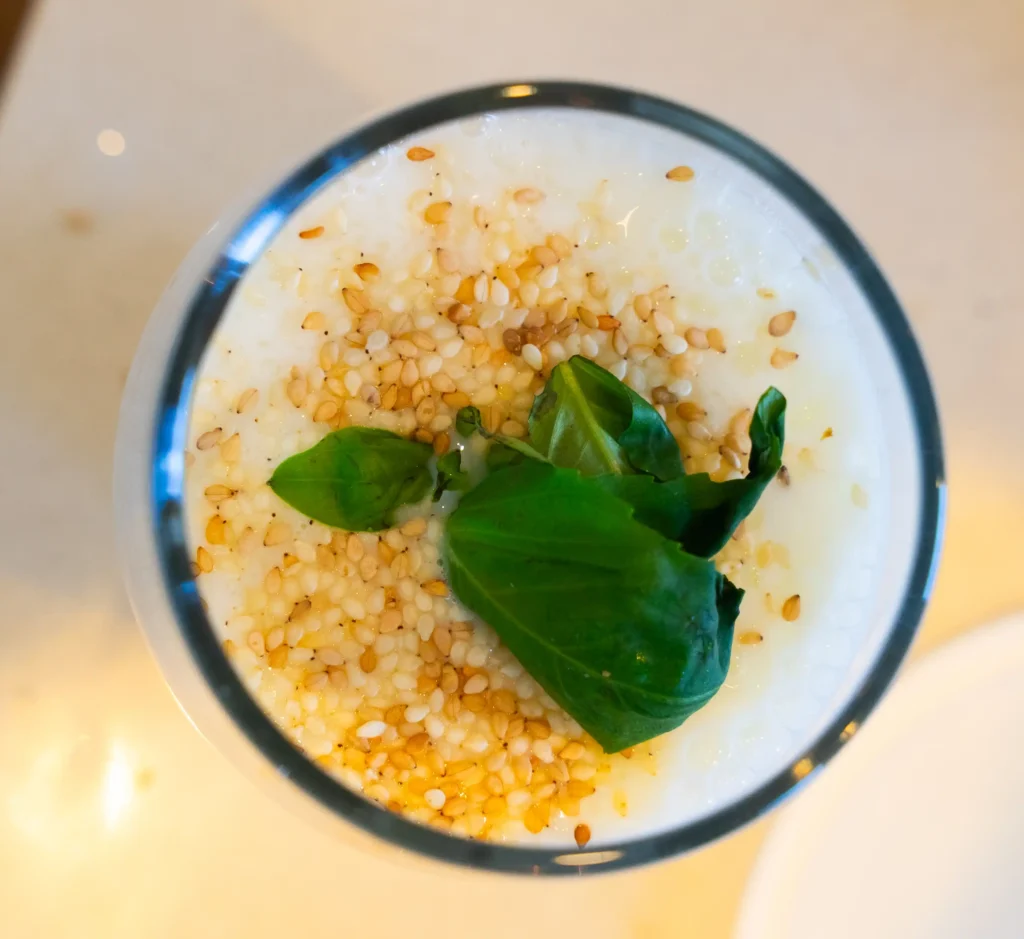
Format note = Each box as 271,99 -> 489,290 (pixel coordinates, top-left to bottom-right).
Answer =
195,545 -> 213,574
298,225 -> 324,239
666,165 -> 695,181
359,648 -> 377,672
400,517 -> 427,537
204,484 -> 234,504
769,310 -> 797,337
286,377 -> 307,407
309,400 -> 335,423
263,521 -> 291,547
502,329 -> 523,355
525,719 -> 551,739
235,388 -> 258,414
407,146 -> 435,161
739,631 -> 764,645
422,579 -> 449,597
267,647 -> 288,669
302,310 -> 326,331
771,348 -> 799,369
196,428 -> 222,450
720,445 -> 742,470
685,327 -> 709,349
424,201 -> 452,224
352,261 -> 380,282
531,245 -> 558,268
514,187 -> 544,204
548,233 -> 573,259
442,797 -> 469,818
523,804 -> 549,834
341,286 -> 367,314
671,399 -> 704,421
569,823 -> 593,847
782,595 -> 801,621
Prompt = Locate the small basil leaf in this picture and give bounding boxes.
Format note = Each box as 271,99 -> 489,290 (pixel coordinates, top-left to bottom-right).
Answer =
597,387 -> 786,557
268,427 -> 433,531
528,355 -> 683,480
444,460 -> 738,752
433,449 -> 471,500
455,406 -> 482,437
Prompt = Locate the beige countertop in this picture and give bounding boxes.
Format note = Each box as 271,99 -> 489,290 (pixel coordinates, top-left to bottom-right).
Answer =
1,0 -> 1022,935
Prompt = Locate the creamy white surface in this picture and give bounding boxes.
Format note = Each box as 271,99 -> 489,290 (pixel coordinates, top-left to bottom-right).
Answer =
188,108 -> 887,844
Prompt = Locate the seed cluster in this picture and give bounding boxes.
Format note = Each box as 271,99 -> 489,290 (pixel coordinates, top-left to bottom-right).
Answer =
188,144 -> 806,843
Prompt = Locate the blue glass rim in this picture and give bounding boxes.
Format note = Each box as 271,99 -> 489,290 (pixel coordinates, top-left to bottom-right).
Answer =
151,81 -> 946,875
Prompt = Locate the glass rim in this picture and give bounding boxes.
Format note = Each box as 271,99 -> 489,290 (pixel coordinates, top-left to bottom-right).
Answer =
150,80 -> 946,875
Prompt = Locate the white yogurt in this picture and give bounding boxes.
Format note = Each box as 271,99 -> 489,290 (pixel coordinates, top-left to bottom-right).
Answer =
185,109 -> 891,848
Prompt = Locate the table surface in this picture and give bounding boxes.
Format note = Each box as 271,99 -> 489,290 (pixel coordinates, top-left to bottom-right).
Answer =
1,0 -> 1022,935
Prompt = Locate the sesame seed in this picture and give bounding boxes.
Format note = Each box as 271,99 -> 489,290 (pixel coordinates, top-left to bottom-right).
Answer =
769,310 -> 797,337
666,165 -> 695,181
424,788 -> 446,809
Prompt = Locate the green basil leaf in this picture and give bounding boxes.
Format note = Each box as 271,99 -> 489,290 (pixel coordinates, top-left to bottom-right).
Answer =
443,460 -> 739,752
597,387 -> 786,557
528,355 -> 683,480
268,427 -> 433,531
454,406 -> 483,437
433,449 -> 471,501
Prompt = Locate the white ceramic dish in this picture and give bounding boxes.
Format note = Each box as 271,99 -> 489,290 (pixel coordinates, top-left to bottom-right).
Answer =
735,612 -> 1024,939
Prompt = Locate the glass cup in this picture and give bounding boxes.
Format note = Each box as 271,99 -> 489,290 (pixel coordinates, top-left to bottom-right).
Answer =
115,81 -> 945,874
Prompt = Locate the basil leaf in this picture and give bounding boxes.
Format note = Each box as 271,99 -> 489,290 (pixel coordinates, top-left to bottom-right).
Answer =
433,449 -> 471,500
268,427 -> 432,531
443,460 -> 739,752
597,387 -> 786,557
528,355 -> 683,480
454,406 -> 482,437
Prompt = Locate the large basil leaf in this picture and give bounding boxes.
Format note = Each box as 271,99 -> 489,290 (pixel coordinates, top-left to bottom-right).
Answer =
443,460 -> 740,752
269,427 -> 432,531
597,387 -> 786,557
528,355 -> 683,480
